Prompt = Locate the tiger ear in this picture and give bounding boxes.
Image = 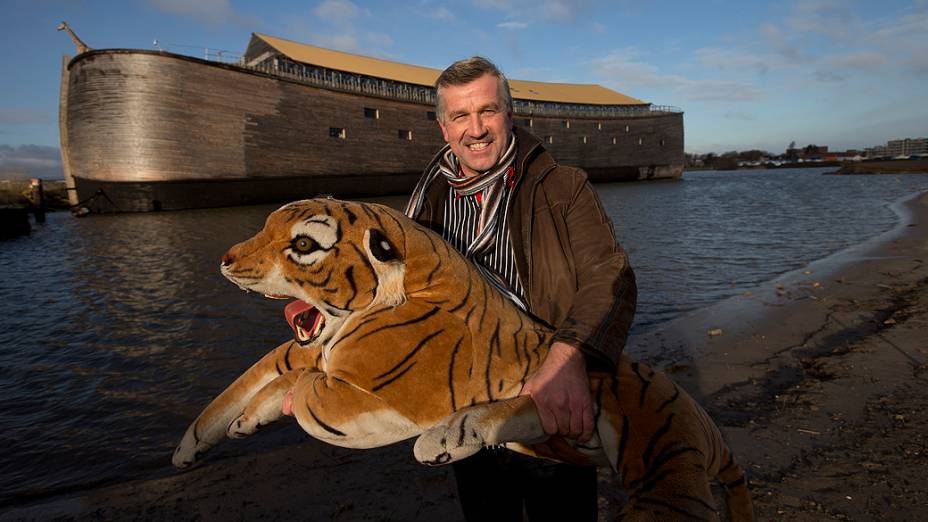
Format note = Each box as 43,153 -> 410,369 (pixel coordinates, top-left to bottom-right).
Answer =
368,229 -> 401,263
364,229 -> 406,308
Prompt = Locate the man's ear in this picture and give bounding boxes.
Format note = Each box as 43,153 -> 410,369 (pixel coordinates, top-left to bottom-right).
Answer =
437,118 -> 450,144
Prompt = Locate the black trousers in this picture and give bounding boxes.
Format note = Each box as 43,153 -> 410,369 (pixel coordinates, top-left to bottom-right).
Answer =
452,447 -> 598,522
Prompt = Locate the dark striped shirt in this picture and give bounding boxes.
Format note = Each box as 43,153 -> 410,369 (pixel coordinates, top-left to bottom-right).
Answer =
441,186 -> 526,303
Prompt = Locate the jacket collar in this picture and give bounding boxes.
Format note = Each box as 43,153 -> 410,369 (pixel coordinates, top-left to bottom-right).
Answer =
507,126 -> 558,308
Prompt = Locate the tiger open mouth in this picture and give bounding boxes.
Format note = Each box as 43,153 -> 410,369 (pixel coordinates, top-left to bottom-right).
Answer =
284,299 -> 326,345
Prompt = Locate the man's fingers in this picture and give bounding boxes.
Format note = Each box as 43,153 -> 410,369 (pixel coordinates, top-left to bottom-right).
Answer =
282,390 -> 294,417
536,403 -> 558,436
579,404 -> 595,443
568,403 -> 584,439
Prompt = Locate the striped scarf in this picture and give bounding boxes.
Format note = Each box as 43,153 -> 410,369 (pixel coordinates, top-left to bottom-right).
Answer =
406,136 -> 526,309
406,135 -> 517,257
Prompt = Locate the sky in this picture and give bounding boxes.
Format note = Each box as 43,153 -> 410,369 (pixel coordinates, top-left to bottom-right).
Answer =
1,0 -> 926,178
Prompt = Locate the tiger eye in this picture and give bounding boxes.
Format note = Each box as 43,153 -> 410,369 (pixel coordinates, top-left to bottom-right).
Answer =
293,236 -> 316,253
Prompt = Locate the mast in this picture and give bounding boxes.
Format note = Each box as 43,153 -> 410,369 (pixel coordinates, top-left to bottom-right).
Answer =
57,21 -> 91,54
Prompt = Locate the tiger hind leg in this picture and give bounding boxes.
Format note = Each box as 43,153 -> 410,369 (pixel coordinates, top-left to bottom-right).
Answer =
622,462 -> 719,522
716,451 -> 754,521
413,396 -> 548,465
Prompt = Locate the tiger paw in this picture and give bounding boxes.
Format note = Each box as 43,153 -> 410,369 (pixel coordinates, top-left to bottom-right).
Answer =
413,415 -> 486,466
227,403 -> 283,438
227,413 -> 263,438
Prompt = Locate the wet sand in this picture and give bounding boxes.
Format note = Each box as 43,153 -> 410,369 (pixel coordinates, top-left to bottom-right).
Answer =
3,192 -> 926,522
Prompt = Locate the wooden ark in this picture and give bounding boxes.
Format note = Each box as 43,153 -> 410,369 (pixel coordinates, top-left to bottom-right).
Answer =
59,33 -> 684,213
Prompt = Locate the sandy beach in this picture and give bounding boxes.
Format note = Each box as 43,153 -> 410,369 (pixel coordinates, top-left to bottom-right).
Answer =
2,191 -> 926,522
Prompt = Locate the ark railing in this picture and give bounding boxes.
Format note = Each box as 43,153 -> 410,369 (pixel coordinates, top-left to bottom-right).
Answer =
234,56 -> 682,119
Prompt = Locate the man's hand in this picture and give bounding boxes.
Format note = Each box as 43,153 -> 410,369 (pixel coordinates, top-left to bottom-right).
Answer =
282,389 -> 294,417
519,341 -> 594,442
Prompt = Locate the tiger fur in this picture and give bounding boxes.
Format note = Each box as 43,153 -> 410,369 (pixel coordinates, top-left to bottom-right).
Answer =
172,198 -> 754,521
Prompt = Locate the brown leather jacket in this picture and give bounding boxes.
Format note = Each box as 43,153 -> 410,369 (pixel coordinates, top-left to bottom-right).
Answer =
411,127 -> 637,371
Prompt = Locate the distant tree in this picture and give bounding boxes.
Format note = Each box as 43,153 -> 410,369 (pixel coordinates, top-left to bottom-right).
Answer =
738,149 -> 769,162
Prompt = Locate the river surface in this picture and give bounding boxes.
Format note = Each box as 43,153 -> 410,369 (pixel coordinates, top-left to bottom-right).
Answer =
1,168 -> 927,506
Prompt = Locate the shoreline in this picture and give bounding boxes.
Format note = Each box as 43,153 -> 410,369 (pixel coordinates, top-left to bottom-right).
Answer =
2,192 -> 927,521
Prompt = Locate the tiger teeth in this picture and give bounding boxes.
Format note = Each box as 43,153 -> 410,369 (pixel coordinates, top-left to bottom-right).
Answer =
294,312 -> 326,343
295,324 -> 309,341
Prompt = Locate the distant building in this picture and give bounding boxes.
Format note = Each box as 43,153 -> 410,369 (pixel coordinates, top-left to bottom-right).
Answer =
823,150 -> 862,161
801,145 -> 828,160
865,145 -> 889,158
887,138 -> 928,157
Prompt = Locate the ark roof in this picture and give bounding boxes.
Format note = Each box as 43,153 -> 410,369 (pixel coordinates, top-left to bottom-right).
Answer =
249,33 -> 647,106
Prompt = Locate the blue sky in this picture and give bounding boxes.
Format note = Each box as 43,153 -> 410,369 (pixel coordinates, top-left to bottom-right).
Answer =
1,0 -> 926,177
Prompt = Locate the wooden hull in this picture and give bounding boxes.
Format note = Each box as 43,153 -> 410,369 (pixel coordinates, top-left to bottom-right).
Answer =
61,50 -> 684,212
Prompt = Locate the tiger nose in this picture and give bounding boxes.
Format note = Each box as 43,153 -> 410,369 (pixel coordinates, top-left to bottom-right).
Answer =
221,251 -> 235,266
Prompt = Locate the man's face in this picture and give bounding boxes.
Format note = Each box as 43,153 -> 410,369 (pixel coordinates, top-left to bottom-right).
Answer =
437,73 -> 513,178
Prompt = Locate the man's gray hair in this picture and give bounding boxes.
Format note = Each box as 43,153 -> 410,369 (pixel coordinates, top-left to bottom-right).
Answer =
435,56 -> 513,121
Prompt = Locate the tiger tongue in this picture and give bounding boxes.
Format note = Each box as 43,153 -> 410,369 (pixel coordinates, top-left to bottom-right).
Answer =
284,299 -> 316,335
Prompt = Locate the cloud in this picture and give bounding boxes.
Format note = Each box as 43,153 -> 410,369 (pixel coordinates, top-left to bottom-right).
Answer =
0,145 -> 63,179
149,0 -> 252,26
693,47 -> 773,75
300,0 -> 393,56
497,21 -> 528,30
723,111 -> 756,121
590,48 -> 763,102
0,108 -> 53,125
809,51 -> 887,83
761,23 -> 807,63
313,0 -> 368,25
474,0 -> 591,20
422,6 -> 455,20
866,4 -> 928,75
787,0 -> 862,41
819,51 -> 887,69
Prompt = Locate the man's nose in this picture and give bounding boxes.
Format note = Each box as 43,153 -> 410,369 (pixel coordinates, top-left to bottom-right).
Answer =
467,113 -> 486,137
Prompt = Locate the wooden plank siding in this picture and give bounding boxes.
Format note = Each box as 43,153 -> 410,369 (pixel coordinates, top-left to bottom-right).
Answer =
62,50 -> 683,212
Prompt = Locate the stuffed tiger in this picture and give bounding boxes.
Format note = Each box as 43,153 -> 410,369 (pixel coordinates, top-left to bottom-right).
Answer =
172,198 -> 754,521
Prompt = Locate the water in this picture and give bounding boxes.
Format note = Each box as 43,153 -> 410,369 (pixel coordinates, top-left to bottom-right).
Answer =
1,167 -> 926,506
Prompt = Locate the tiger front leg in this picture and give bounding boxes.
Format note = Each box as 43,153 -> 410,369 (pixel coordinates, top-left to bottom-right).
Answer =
173,340 -> 320,469
414,396 -> 548,465
228,370 -> 303,438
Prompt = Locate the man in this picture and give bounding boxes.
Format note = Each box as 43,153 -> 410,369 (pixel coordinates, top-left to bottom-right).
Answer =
405,57 -> 637,521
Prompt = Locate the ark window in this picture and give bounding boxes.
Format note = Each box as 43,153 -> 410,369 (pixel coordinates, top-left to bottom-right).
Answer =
545,136 -> 554,144
426,111 -> 437,121
330,127 -> 347,139
625,125 -> 630,133
562,120 -> 570,129
612,137 -> 617,145
364,108 -> 379,119
638,137 -> 643,145
597,122 -> 603,130
660,139 -> 666,146
580,136 -> 588,144
399,129 -> 413,140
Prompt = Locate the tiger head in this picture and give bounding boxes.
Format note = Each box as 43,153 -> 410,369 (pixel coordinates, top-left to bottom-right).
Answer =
220,198 -> 412,348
